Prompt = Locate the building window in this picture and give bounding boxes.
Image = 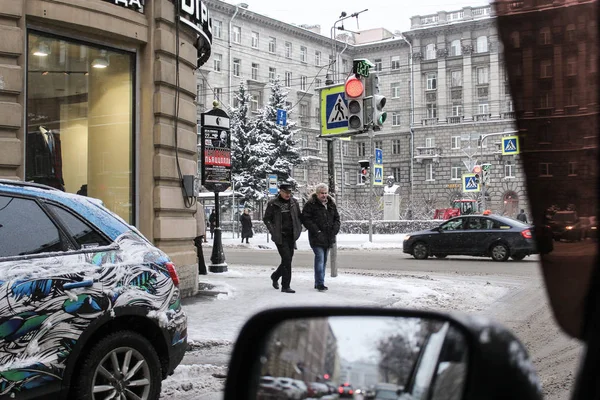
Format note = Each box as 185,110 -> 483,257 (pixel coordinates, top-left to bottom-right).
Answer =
425,44 -> 436,60
477,67 -> 489,85
566,89 -> 577,106
285,42 -> 292,58
300,135 -> 308,148
393,167 -> 401,182
269,37 -> 276,53
233,58 -> 241,77
425,137 -> 434,147
285,71 -> 292,87
300,102 -> 309,126
451,163 -> 461,180
451,70 -> 462,87
507,100 -> 514,112
214,87 -> 222,100
269,67 -> 276,81
478,103 -> 489,114
540,163 -> 552,177
426,103 -> 437,118
505,161 -> 515,178
569,162 -> 578,176
343,141 -> 349,156
315,51 -> 321,66
566,24 -> 576,42
315,78 -> 321,88
251,63 -> 259,80
303,168 -> 308,182
539,125 -> 552,143
342,59 -> 349,73
300,46 -> 307,63
539,27 -> 552,45
357,142 -> 366,157
426,163 -> 435,181
213,20 -> 223,39
374,59 -> 382,71
26,32 -> 135,222
451,136 -> 461,149
510,31 -> 520,48
450,40 -> 462,56
426,73 -> 437,90
250,91 -> 261,112
392,139 -> 401,154
344,171 -> 349,185
232,26 -> 241,44
213,53 -> 222,72
251,31 -> 259,48
540,60 -> 553,78
300,76 -> 308,91
567,57 -> 577,76
539,92 -> 553,108
476,36 -> 488,53
316,139 -> 322,153
391,55 -> 401,70
392,112 -> 401,126
452,105 -> 463,116
315,107 -> 320,125
391,83 -> 401,98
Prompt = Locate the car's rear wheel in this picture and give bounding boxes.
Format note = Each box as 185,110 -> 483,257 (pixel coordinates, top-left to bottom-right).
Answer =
412,242 -> 429,260
490,243 -> 510,262
511,253 -> 526,261
72,330 -> 162,400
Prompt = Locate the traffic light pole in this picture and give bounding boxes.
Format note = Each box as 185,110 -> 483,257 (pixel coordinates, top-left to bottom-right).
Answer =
327,139 -> 338,277
368,131 -> 374,242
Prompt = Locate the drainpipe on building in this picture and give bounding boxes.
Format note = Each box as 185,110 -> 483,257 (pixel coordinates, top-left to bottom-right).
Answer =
399,34 -> 415,211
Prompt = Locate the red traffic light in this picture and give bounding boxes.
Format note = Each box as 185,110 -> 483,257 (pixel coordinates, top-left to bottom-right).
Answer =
361,168 -> 368,176
345,76 -> 364,98
473,165 -> 482,174
324,374 -> 330,380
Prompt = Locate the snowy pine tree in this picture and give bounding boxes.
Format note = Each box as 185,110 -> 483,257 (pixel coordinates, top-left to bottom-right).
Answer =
229,82 -> 264,202
252,77 -> 302,189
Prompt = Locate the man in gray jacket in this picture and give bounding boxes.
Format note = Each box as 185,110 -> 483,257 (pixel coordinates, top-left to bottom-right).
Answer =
263,182 -> 302,293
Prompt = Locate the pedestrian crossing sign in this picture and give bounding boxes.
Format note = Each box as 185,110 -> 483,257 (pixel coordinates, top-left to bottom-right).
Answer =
374,166 -> 384,186
502,136 -> 520,155
320,84 -> 349,136
462,173 -> 481,192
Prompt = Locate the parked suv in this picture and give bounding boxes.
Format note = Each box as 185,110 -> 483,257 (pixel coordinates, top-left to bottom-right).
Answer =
0,180 -> 187,399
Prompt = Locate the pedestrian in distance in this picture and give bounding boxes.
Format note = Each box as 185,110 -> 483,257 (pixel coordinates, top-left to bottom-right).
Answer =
263,182 -> 303,294
240,208 -> 253,244
193,202 -> 208,274
209,209 -> 217,239
302,183 -> 340,292
517,209 -> 528,223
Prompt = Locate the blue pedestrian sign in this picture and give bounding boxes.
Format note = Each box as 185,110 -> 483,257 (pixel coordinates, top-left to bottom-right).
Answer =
375,148 -> 383,165
268,174 -> 278,194
373,166 -> 384,186
276,109 -> 287,126
502,135 -> 520,155
462,173 -> 481,192
320,84 -> 349,136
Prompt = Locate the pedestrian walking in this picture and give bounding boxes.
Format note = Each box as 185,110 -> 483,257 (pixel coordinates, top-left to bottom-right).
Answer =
302,183 -> 340,291
209,209 -> 216,239
517,209 -> 528,223
263,182 -> 302,293
194,202 -> 208,274
240,208 -> 253,244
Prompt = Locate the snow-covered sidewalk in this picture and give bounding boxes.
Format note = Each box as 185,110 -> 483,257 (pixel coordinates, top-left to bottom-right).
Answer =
211,231 -> 407,251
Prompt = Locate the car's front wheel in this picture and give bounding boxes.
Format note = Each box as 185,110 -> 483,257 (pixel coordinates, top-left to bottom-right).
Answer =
72,330 -> 162,400
412,242 -> 429,260
490,243 -> 510,262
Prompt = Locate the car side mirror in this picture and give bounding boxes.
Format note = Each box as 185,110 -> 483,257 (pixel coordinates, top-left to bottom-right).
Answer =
224,307 -> 543,400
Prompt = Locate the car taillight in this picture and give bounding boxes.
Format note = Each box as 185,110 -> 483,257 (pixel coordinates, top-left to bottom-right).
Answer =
338,388 -> 344,394
521,229 -> 532,239
166,262 -> 180,286
349,390 -> 354,394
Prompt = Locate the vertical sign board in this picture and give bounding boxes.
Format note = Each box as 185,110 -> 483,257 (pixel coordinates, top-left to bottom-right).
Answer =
200,108 -> 231,192
268,174 -> 278,195
276,109 -> 287,126
374,148 -> 384,186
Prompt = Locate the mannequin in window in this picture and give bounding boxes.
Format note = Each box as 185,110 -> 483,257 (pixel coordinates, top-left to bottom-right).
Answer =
25,125 -> 65,191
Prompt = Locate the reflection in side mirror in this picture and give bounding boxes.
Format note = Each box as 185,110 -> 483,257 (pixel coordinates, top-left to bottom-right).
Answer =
256,316 -> 468,400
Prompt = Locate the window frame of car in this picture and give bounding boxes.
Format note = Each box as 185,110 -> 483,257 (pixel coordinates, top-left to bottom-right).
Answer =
0,191 -> 115,262
439,217 -> 465,231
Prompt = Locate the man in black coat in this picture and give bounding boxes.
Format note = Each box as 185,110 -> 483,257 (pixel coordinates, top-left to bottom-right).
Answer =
302,183 -> 341,291
263,182 -> 303,293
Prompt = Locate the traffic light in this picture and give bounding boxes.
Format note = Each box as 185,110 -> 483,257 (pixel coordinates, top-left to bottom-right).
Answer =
472,165 -> 481,184
359,159 -> 370,184
370,74 -> 387,130
345,75 -> 365,131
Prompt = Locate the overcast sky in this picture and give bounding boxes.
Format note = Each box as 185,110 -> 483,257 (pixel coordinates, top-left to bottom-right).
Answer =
222,0 -> 491,35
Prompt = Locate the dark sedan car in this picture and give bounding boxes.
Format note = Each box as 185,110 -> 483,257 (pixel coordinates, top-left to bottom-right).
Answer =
403,215 -> 536,261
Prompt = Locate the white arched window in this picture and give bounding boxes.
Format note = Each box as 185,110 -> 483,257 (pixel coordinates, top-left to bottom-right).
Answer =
450,40 -> 462,56
476,36 -> 488,53
425,44 -> 436,60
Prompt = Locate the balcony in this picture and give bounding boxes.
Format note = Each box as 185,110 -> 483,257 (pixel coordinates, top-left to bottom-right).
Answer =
447,116 -> 464,124
501,111 -> 516,119
415,147 -> 442,163
421,118 -> 439,126
473,113 -> 492,121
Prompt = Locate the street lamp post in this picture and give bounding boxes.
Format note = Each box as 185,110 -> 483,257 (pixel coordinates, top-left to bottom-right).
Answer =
399,34 -> 415,211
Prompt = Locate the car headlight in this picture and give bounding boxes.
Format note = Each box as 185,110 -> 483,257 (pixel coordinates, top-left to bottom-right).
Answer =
404,235 -> 410,241
566,226 -> 573,230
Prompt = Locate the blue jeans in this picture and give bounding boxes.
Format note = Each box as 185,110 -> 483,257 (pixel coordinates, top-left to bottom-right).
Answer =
312,246 -> 329,287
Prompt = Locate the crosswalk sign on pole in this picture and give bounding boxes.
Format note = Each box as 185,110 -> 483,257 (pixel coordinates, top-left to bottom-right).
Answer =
502,136 -> 520,155
462,173 -> 481,192
374,166 -> 384,186
320,84 -> 349,136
